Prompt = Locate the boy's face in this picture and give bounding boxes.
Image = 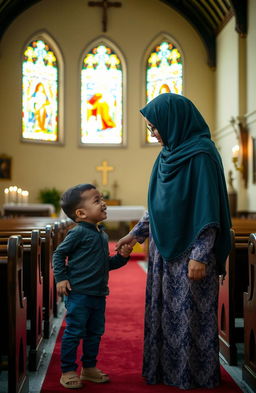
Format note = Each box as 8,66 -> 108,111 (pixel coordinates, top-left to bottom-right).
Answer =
75,189 -> 107,224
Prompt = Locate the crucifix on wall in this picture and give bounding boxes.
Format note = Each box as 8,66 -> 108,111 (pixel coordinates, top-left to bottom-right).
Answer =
88,0 -> 122,32
96,160 -> 114,185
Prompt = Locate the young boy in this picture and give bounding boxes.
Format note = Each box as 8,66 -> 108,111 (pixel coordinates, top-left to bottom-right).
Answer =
53,183 -> 132,389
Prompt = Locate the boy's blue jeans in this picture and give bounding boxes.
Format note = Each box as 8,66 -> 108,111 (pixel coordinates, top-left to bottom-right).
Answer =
61,291 -> 106,373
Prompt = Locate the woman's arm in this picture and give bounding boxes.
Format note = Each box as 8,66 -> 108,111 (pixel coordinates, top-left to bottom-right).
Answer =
115,211 -> 149,250
188,226 -> 218,280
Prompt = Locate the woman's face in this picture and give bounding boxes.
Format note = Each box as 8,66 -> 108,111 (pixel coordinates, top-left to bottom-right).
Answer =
144,118 -> 163,145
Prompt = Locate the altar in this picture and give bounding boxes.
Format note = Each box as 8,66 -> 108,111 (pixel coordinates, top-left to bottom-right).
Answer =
105,205 -> 145,223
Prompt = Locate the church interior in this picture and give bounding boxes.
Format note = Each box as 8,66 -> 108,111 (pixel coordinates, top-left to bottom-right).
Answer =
0,0 -> 255,393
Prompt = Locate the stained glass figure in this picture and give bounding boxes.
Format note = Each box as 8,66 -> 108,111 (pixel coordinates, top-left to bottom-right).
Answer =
22,39 -> 58,142
81,44 -> 123,145
146,40 -> 183,143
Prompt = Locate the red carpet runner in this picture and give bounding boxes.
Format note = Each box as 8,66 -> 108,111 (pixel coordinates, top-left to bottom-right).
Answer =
41,262 -> 242,393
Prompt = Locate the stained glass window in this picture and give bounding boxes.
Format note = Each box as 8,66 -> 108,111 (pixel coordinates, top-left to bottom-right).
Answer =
146,40 -> 183,143
81,44 -> 123,145
22,39 -> 59,142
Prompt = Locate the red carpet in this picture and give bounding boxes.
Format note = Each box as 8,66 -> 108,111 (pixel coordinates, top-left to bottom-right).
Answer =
41,262 -> 242,393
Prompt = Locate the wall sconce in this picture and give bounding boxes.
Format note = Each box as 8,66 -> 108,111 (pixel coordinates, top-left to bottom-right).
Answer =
230,116 -> 248,188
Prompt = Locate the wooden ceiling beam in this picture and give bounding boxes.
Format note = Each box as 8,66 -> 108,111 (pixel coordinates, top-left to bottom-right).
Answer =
161,0 -> 216,67
230,0 -> 247,36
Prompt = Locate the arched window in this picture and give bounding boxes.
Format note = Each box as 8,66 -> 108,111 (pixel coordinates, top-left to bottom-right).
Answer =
22,38 -> 61,143
145,39 -> 183,144
81,40 -> 125,146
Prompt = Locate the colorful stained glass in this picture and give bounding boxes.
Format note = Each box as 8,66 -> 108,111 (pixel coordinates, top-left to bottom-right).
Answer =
22,40 -> 58,142
146,40 -> 183,143
81,44 -> 123,144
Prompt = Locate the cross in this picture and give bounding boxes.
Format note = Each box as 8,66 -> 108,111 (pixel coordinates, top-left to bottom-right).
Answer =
96,160 -> 114,185
88,0 -> 122,32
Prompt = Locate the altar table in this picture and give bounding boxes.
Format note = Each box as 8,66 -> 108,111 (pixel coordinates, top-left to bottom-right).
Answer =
105,205 -> 146,223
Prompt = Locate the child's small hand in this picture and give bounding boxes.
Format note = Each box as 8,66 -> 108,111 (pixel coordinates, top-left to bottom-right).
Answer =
57,280 -> 71,296
119,244 -> 133,258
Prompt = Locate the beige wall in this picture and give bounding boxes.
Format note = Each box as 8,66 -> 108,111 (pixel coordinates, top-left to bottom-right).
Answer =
0,0 -> 214,209
213,0 -> 256,211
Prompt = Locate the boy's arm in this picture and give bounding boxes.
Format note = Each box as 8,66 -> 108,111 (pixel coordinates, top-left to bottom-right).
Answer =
53,228 -> 80,283
108,252 -> 130,271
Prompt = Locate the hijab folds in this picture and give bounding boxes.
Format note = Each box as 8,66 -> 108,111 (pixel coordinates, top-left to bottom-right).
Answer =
140,93 -> 231,275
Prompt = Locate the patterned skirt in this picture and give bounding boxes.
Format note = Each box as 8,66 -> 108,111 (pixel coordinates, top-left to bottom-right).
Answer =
142,236 -> 220,389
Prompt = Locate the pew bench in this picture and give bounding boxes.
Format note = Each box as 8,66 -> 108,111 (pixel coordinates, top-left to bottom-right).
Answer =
0,236 -> 29,393
243,233 -> 256,392
0,226 -> 55,339
0,230 -> 43,371
218,230 -> 249,365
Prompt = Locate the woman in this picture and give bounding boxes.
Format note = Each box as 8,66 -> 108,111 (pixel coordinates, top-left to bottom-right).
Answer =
116,93 -> 231,389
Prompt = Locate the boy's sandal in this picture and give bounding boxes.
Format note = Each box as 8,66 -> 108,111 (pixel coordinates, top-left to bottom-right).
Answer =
60,372 -> 83,389
80,368 -> 109,383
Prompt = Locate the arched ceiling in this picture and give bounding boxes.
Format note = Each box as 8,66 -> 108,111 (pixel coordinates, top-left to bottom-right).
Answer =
0,0 -> 247,67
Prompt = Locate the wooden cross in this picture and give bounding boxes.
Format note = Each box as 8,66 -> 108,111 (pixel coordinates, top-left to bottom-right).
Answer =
88,0 -> 122,32
96,160 -> 114,185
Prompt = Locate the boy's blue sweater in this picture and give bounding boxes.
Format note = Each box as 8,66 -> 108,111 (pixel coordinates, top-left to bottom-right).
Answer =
53,221 -> 129,296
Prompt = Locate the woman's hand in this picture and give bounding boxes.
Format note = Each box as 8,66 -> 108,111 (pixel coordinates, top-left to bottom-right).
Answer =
188,259 -> 206,280
119,244 -> 133,258
115,233 -> 137,251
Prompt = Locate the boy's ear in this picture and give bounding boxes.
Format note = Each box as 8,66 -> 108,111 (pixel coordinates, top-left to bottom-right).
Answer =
75,208 -> 87,219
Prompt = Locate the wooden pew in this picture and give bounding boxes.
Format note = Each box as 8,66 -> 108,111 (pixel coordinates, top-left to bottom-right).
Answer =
0,230 -> 43,371
0,217 -> 74,318
218,229 -> 249,365
243,233 -> 256,391
0,236 -> 29,393
0,226 -> 55,339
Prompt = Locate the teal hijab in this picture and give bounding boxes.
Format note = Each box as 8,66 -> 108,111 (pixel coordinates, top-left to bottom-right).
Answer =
140,93 -> 231,274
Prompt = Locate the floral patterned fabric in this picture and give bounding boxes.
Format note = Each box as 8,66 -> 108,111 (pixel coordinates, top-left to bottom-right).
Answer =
131,212 -> 220,389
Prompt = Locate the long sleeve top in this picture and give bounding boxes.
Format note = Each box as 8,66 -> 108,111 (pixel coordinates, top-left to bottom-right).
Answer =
130,211 -> 217,263
53,221 -> 129,296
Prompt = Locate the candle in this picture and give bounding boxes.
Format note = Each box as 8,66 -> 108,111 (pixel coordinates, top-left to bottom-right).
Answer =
4,188 -> 9,204
9,186 -> 14,203
17,188 -> 22,204
22,190 -> 29,204
13,186 -> 17,203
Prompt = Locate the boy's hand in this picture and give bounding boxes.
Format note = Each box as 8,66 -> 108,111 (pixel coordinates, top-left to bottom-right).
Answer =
119,244 -> 133,258
57,280 -> 71,296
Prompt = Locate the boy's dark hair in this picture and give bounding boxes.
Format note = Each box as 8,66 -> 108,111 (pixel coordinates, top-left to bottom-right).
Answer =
61,184 -> 96,221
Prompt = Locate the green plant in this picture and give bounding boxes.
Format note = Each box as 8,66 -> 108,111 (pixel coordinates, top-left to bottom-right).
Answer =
38,187 -> 62,214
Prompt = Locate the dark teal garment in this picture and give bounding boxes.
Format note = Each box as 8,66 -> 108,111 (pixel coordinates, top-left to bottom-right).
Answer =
140,93 -> 231,274
53,221 -> 129,295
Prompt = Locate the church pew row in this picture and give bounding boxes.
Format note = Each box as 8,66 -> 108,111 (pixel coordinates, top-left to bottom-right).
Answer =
0,218 -> 74,319
0,226 -> 55,339
0,230 -> 43,371
218,229 -> 251,365
243,233 -> 256,392
0,236 -> 29,393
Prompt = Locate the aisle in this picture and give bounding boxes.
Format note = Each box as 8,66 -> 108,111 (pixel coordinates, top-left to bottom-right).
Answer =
41,262 -> 242,393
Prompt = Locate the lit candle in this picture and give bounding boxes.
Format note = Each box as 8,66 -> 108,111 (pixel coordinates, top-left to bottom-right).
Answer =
17,188 -> 22,204
22,190 -> 29,204
232,145 -> 240,160
4,188 -> 9,204
9,186 -> 14,203
13,186 -> 17,204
